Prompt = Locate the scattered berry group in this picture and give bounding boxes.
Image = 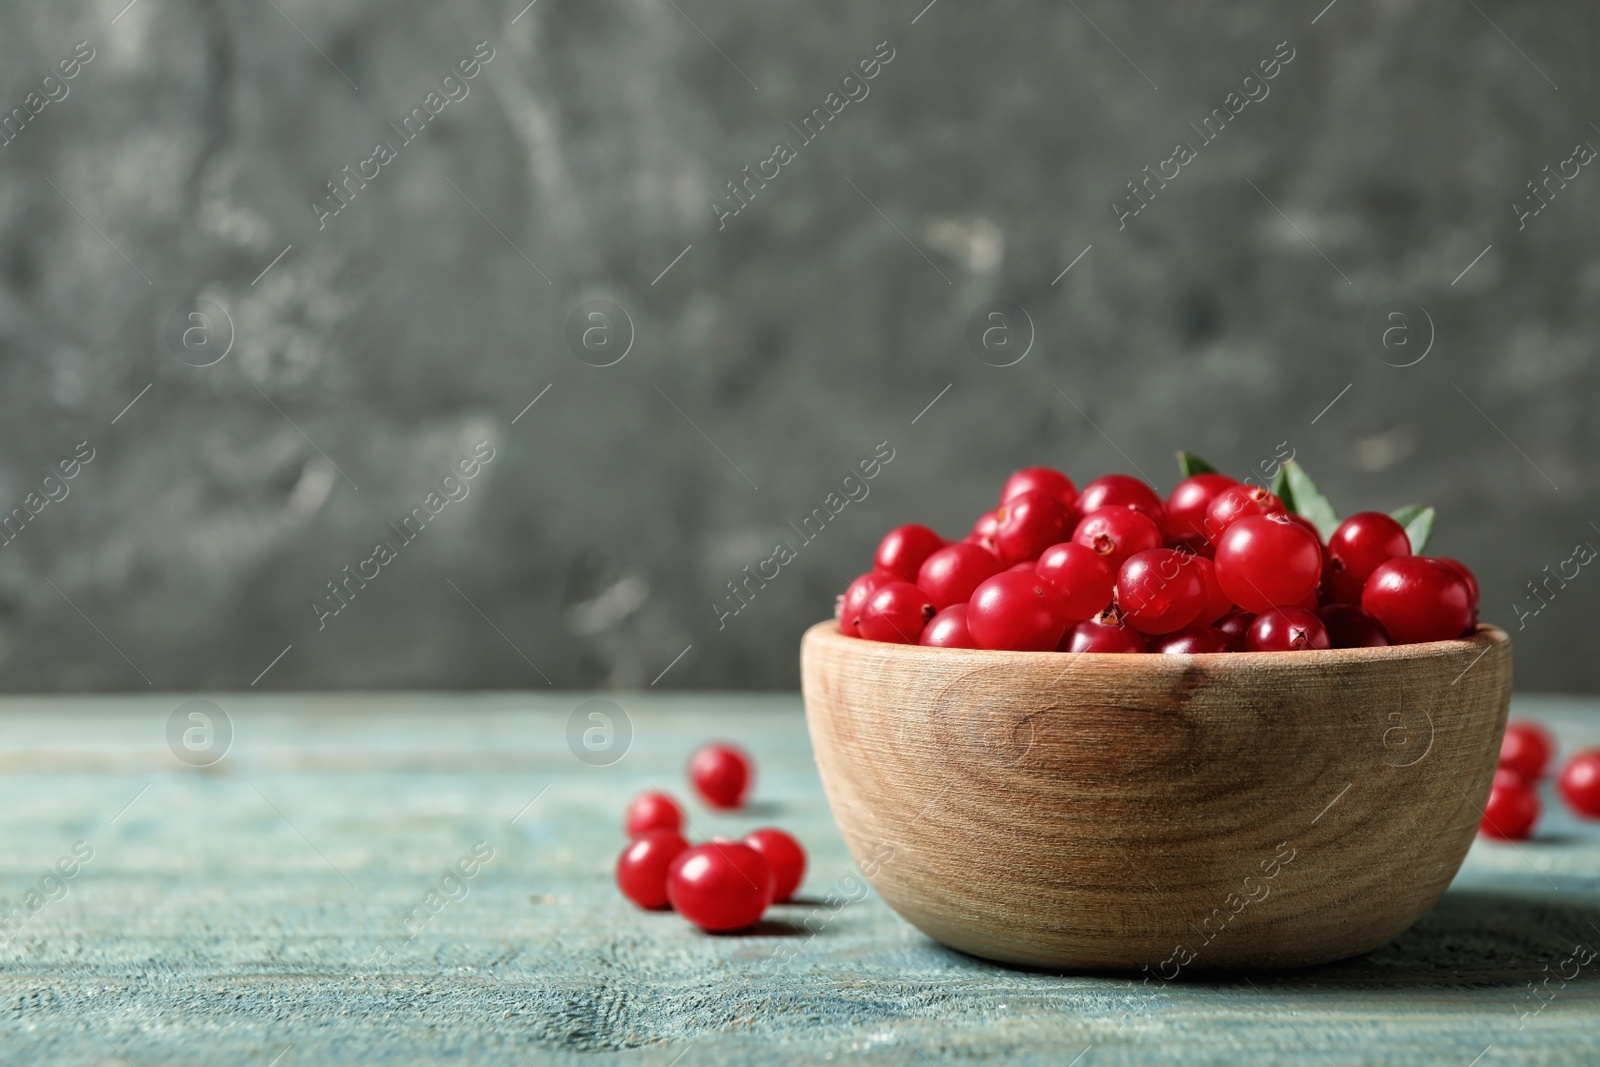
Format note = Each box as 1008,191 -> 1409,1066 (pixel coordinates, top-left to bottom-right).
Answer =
1478,720 -> 1600,842
835,456 -> 1482,652
615,748 -> 811,933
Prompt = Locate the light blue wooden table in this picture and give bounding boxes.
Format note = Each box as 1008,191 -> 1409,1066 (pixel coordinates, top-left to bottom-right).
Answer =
0,692 -> 1596,1065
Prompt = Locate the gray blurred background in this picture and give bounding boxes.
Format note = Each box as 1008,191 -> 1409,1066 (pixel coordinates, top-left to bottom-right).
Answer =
0,0 -> 1595,692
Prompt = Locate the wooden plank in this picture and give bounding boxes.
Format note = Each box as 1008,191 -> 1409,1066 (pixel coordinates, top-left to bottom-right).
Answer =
0,692 -> 1595,1065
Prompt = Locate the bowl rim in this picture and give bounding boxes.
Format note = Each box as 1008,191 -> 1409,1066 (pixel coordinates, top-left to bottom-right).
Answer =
805,619 -> 1508,667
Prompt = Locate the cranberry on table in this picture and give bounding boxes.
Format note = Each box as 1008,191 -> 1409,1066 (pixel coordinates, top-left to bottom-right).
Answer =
1164,473 -> 1239,540
1559,751 -> 1600,817
837,571 -> 889,637
917,543 -> 1003,610
1062,614 -> 1149,653
1077,474 -> 1164,522
1500,721 -> 1554,780
666,841 -> 775,931
1480,777 -> 1540,841
967,571 -> 1071,651
920,605 -> 977,648
1245,607 -> 1331,652
1316,604 -> 1391,648
993,490 -> 1073,565
1361,557 -> 1474,643
1203,485 -> 1286,540
857,581 -> 936,643
1117,548 -> 1207,635
1072,506 -> 1163,570
1035,541 -> 1116,622
1155,626 -> 1233,654
743,828 -> 807,902
689,742 -> 753,809
874,524 -> 945,583
616,829 -> 689,910
1000,466 -> 1077,510
1213,514 -> 1323,614
624,791 -> 684,837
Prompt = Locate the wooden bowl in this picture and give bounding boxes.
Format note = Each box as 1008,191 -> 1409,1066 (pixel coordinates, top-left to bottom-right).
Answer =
801,620 -> 1511,971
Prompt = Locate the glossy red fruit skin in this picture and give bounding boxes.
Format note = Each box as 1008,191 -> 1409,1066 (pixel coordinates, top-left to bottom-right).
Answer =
1316,604 -> 1391,648
1500,721 -> 1555,780
994,490 -> 1073,565
1559,751 -> 1600,817
616,829 -> 690,910
1078,474 -> 1164,522
1203,485 -> 1286,542
1436,557 -> 1480,612
1072,506 -> 1163,571
1214,610 -> 1255,650
874,524 -> 945,583
858,581 -> 937,643
1035,541 -> 1116,622
1245,607 -> 1331,652
1320,556 -> 1367,607
1480,779 -> 1540,840
1191,556 -> 1234,624
1361,557 -> 1474,644
1155,626 -> 1232,654
1328,512 -> 1410,582
920,605 -> 977,648
666,842 -> 775,931
624,791 -> 684,837
689,743 -> 752,810
917,543 -> 1003,610
1000,466 -> 1078,510
1062,615 -> 1149,653
966,510 -> 1001,554
1214,515 -> 1324,614
743,828 -> 806,903
837,571 -> 890,637
1117,549 -> 1207,635
1164,473 -> 1239,540
967,571 -> 1071,651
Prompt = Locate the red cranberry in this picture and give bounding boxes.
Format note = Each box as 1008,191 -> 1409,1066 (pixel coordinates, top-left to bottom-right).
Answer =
1062,613 -> 1149,653
1035,541 -> 1116,622
1191,555 -> 1234,624
1000,466 -> 1077,510
1320,555 -> 1366,607
1315,604 -> 1391,648
742,828 -> 806,903
994,490 -> 1073,565
624,791 -> 684,837
874,524 -> 945,582
616,829 -> 689,910
920,604 -> 977,648
1164,473 -> 1238,541
1214,610 -> 1255,649
1500,721 -> 1554,780
1436,557 -> 1480,613
1203,485 -> 1286,541
689,743 -> 752,809
1328,512 -> 1409,585
917,543 -> 1003,610
1155,626 -> 1232,654
837,571 -> 889,636
967,510 -> 1001,553
666,842 -> 774,931
1117,548 -> 1207,635
967,571 -> 1071,651
1480,778 -> 1539,841
1077,474 -> 1164,522
858,581 -> 936,644
1072,506 -> 1162,571
1213,514 -> 1323,614
1361,557 -> 1474,644
1245,607 -> 1331,652
1559,750 -> 1600,817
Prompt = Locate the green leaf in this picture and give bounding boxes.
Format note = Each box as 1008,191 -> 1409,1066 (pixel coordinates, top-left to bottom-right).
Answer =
1270,466 -> 1294,511
1282,461 -> 1340,541
1176,451 -> 1219,478
1389,504 -> 1436,554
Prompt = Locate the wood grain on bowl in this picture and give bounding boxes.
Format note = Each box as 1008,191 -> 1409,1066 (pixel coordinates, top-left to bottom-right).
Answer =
801,621 -> 1512,971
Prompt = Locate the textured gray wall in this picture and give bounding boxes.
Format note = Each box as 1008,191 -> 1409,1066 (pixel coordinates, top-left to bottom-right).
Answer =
1,0 -> 1596,693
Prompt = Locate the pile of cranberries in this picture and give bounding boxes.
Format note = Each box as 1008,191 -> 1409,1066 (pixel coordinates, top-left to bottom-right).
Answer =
1482,720 -> 1600,841
615,742 -> 809,932
837,462 -> 1481,652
